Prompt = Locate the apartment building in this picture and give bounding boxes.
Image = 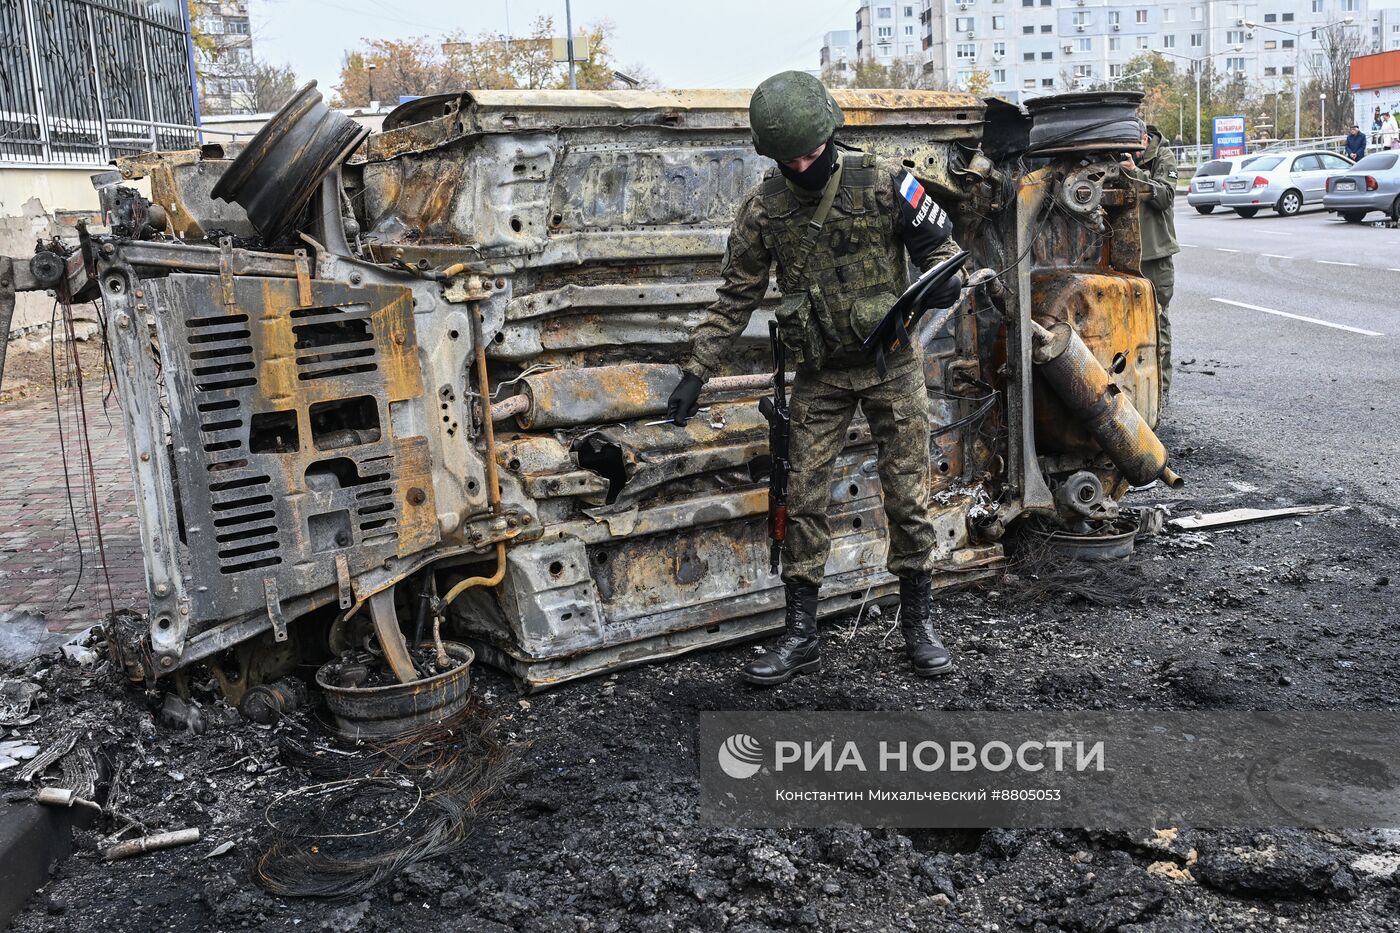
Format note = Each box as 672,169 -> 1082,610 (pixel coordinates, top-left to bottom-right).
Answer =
192,0 -> 255,115
855,0 -> 926,63
821,29 -> 860,76
914,0 -> 1371,102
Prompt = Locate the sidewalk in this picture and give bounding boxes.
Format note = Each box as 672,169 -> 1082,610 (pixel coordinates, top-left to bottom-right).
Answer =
0,355 -> 147,635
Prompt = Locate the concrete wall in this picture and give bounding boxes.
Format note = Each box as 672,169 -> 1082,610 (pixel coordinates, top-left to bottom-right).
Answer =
0,166 -> 147,337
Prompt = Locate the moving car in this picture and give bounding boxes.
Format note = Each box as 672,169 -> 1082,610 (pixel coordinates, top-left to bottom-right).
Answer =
1217,150 -> 1354,217
1186,155 -> 1262,214
1323,151 -> 1400,223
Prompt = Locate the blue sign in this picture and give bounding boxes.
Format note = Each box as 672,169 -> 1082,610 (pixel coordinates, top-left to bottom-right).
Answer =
1213,115 -> 1246,158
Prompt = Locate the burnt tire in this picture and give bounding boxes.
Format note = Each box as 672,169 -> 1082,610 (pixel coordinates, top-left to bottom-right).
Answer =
1194,205 -> 1216,215
1233,207 -> 1260,218
1341,211 -> 1366,224
1276,189 -> 1303,216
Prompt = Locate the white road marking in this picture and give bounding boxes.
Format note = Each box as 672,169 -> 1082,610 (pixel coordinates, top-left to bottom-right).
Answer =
1211,298 -> 1383,336
1181,243 -> 1200,248
1263,253 -> 1293,259
1216,248 -> 1239,253
1390,268 -> 1400,273
1316,260 -> 1358,267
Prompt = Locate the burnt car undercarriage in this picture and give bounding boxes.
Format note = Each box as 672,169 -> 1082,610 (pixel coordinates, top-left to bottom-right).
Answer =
1,84 -> 1179,698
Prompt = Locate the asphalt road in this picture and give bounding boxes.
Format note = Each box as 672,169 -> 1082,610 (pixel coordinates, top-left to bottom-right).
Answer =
1167,198 -> 1400,519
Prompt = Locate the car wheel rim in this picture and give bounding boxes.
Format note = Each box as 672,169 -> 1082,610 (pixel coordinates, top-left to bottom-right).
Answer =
1284,194 -> 1299,213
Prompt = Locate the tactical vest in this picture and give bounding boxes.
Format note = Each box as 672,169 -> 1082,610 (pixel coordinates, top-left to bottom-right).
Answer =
760,151 -> 905,370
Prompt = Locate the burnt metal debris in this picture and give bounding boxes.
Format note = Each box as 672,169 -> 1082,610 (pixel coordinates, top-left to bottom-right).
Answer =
1,84 -> 1179,695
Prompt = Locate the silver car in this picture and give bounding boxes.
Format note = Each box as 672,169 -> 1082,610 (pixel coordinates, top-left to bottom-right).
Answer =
1323,151 -> 1400,223
1217,150 -> 1354,218
1186,155 -> 1263,214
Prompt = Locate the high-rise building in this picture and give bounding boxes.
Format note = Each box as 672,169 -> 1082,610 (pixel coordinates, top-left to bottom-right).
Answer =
192,0 -> 255,115
914,0 -> 1371,103
822,30 -> 860,76
855,1 -> 926,65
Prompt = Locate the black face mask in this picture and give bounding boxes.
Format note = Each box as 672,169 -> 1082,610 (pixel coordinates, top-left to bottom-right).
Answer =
778,139 -> 838,191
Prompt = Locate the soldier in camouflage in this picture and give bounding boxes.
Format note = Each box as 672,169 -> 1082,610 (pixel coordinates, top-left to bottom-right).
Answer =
666,71 -> 966,686
1121,124 -> 1180,408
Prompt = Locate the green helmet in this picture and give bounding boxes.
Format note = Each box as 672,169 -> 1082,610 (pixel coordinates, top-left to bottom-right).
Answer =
749,71 -> 844,162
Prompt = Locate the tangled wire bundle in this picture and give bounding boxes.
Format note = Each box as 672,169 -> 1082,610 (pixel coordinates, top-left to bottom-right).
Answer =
254,698 -> 518,898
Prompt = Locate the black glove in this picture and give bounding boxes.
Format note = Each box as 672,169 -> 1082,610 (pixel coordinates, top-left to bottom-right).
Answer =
923,271 -> 964,311
666,371 -> 703,426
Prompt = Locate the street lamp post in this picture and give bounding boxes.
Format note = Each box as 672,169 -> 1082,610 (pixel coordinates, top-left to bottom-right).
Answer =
1244,17 -> 1354,146
1154,47 -> 1241,163
366,62 -> 376,108
564,0 -> 577,90
1321,93 -> 1327,138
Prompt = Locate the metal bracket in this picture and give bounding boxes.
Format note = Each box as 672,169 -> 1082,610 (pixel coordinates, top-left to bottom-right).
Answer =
335,553 -> 354,610
263,577 -> 288,642
293,248 -> 313,307
218,237 -> 235,308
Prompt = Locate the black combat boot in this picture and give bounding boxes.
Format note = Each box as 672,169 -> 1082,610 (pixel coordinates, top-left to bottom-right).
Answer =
740,583 -> 820,686
899,573 -> 953,677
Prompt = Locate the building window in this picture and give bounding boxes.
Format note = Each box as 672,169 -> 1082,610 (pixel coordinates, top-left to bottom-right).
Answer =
1073,64 -> 1091,78
957,42 -> 977,58
1135,9 -> 1148,24
1023,77 -> 1036,88
1226,56 -> 1246,72
1227,29 -> 1245,43
904,5 -> 914,15
1041,50 -> 1053,59
1264,13 -> 1276,22
1076,37 -> 1091,51
957,69 -> 973,85
1282,65 -> 1295,75
1264,39 -> 1276,49
956,16 -> 974,30
1282,12 -> 1293,21
994,68 -> 1007,81
1042,77 -> 1054,85
1282,38 -> 1294,48
1190,32 -> 1202,47
1108,10 -> 1120,25
1343,0 -> 1358,11
226,17 -> 251,35
878,7 -> 891,19
1072,11 -> 1089,26
993,40 -> 1006,55
1022,24 -> 1034,34
992,15 -> 1005,29
1264,66 -> 1277,76
1110,64 -> 1123,77
1136,36 -> 1149,48
1023,51 -> 1035,61
1163,9 -> 1174,23
1163,34 -> 1176,48
1311,0 -> 1322,11
1040,24 -> 1051,32
904,25 -> 915,35
878,26 -> 892,37
1109,36 -> 1122,50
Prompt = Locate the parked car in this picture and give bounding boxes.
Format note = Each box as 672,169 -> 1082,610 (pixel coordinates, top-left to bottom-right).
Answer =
1217,150 -> 1354,217
1322,151 -> 1400,223
1186,155 -> 1263,214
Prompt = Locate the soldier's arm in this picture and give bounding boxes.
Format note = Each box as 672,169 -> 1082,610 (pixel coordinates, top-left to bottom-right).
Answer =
685,193 -> 773,381
883,162 -> 960,272
1130,146 -> 1178,213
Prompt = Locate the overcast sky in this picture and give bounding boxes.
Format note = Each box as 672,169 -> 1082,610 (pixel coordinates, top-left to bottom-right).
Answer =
248,0 -> 854,95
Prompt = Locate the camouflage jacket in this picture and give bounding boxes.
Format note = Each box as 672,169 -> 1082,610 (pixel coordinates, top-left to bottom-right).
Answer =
1128,128 -> 1180,263
686,150 -> 961,380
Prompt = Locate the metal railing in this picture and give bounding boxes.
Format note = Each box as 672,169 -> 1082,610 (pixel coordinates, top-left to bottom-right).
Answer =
0,0 -> 198,166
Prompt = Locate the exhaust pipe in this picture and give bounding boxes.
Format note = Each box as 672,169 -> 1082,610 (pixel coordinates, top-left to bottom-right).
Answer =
1031,320 -> 1182,489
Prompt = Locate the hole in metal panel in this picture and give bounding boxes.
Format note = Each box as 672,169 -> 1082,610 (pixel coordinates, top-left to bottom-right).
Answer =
213,509 -> 276,528
249,410 -> 300,453
201,418 -> 243,433
187,313 -> 249,328
203,439 -> 242,453
309,396 -> 381,451
215,525 -> 279,544
220,555 -> 282,574
197,398 -> 240,413
210,494 -> 274,512
305,457 -> 385,490
210,475 -> 271,492
292,315 -> 372,350
309,509 -> 353,552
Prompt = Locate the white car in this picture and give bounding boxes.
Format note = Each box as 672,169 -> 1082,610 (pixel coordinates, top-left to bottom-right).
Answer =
1186,155 -> 1266,214
1217,149 -> 1354,218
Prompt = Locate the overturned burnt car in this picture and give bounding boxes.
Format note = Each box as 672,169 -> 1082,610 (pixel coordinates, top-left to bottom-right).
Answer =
1,84 -> 1179,696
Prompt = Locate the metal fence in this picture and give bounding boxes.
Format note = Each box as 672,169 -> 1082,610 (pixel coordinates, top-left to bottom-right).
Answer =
0,0 -> 198,166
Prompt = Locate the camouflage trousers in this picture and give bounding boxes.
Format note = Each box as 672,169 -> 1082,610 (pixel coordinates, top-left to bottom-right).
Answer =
1142,257 -> 1175,403
781,349 -> 938,588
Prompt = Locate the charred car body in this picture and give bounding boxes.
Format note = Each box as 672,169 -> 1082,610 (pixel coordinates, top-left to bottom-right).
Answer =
1,84 -> 1179,695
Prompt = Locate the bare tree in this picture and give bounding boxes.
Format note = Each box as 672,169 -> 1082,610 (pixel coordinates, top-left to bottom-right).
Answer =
247,61 -> 299,114
1309,22 -> 1365,135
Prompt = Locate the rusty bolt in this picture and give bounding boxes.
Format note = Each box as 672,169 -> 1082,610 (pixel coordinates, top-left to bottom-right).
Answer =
179,605 -> 189,616
134,289 -> 144,299
521,514 -> 533,525
100,243 -> 115,256
507,517 -> 518,528
140,452 -> 151,462
154,583 -> 169,596
494,277 -> 506,289
407,487 -> 427,506
159,656 -> 175,669
116,315 -> 130,329
349,272 -> 363,285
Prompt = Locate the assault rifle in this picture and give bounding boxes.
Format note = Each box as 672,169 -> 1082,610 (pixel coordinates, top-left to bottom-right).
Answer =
758,321 -> 790,575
